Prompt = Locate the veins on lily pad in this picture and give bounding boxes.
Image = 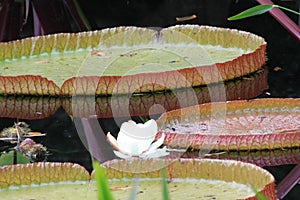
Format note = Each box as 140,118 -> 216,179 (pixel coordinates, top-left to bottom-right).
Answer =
106,119 -> 169,159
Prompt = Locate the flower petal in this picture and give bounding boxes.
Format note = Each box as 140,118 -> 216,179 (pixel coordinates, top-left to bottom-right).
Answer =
113,150 -> 132,159
146,133 -> 165,154
117,132 -> 151,156
117,119 -> 158,156
140,146 -> 169,158
106,132 -> 121,152
119,119 -> 157,139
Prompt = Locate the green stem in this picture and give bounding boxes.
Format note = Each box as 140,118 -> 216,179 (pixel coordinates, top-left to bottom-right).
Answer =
275,5 -> 300,16
73,0 -> 92,31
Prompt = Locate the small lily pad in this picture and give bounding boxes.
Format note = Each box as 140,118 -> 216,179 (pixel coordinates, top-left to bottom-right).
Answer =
0,150 -> 30,166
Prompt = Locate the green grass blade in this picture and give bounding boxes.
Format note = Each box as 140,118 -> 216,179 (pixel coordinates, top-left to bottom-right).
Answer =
252,187 -> 267,200
228,4 -> 275,20
73,0 -> 92,31
93,162 -> 114,200
161,168 -> 170,200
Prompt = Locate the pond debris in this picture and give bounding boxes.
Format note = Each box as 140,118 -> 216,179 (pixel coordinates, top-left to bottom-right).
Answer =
0,122 -> 46,143
273,66 -> 283,71
16,138 -> 48,162
176,14 -> 197,22
169,60 -> 183,63
110,186 -> 132,191
34,60 -> 50,64
120,53 -> 138,57
91,49 -> 105,56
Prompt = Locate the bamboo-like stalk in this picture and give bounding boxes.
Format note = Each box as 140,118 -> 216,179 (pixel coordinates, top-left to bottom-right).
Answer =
256,0 -> 300,41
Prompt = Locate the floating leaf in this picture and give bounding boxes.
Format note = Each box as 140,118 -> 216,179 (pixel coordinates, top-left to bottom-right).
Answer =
157,98 -> 300,150
0,150 -> 30,166
0,160 -> 276,199
0,25 -> 266,96
0,162 -> 89,188
102,158 -> 277,200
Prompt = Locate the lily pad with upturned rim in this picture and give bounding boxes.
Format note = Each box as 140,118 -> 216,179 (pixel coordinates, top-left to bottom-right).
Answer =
0,25 -> 266,96
0,159 -> 276,200
101,158 -> 276,200
156,98 -> 300,150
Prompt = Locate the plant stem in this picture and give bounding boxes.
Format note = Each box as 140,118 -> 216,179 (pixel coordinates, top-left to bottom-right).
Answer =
275,5 -> 300,16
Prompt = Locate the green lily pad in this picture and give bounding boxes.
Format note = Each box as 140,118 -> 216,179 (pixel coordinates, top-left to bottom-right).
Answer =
101,158 -> 276,200
0,151 -> 30,166
0,25 -> 266,96
0,159 -> 276,200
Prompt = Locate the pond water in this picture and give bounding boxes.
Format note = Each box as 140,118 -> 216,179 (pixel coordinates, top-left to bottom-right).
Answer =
0,0 -> 299,199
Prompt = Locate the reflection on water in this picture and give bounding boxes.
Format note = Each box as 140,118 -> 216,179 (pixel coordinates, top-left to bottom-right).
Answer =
0,69 -> 268,168
0,68 -> 267,119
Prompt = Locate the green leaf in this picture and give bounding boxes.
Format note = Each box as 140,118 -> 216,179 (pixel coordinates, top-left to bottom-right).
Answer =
161,168 -> 170,200
93,162 -> 114,200
228,4 -> 275,20
0,150 -> 30,166
252,187 -> 267,200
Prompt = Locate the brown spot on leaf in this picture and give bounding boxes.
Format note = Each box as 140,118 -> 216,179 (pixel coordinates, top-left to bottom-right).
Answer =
91,49 -> 105,56
35,60 -> 50,64
120,53 -> 137,57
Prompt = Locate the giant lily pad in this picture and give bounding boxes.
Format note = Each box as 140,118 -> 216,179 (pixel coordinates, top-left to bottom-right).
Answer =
0,162 -> 92,199
102,158 -> 276,200
0,25 -> 266,96
156,98 -> 300,150
0,159 -> 276,200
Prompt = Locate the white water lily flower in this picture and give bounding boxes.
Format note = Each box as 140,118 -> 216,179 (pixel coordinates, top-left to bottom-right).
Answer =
107,119 -> 169,159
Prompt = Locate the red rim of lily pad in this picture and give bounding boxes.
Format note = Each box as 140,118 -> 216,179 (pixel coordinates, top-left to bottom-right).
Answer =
101,158 -> 276,200
182,148 -> 300,167
0,68 -> 267,119
0,25 -> 266,96
156,98 -> 300,151
63,68 -> 268,118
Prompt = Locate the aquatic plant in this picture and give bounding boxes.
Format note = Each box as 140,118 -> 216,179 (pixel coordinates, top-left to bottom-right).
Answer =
0,25 -> 266,96
228,1 -> 300,40
0,159 -> 275,199
157,98 -> 300,151
106,119 -> 168,159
